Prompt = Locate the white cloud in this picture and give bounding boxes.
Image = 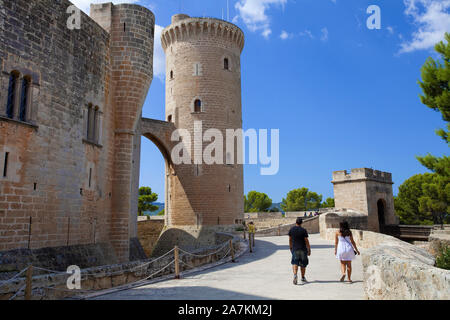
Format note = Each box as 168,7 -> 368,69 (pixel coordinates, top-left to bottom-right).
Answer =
400,0 -> 450,53
153,25 -> 165,82
280,30 -> 294,40
70,0 -> 140,14
299,29 -> 314,39
234,0 -> 287,38
320,27 -> 329,41
386,26 -> 394,34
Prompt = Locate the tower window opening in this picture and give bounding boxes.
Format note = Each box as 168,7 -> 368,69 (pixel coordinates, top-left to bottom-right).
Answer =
19,76 -> 31,122
194,99 -> 202,113
168,115 -> 172,122
3,152 -> 9,177
89,168 -> 92,188
86,104 -> 100,144
224,58 -> 229,70
170,70 -> 174,79
6,72 -> 19,119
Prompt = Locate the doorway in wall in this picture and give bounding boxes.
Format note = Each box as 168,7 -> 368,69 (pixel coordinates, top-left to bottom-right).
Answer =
377,199 -> 386,232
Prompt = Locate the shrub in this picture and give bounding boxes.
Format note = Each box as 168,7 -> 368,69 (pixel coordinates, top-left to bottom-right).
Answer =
436,245 -> 450,270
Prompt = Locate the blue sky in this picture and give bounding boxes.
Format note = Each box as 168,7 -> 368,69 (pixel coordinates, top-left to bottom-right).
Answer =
75,0 -> 449,203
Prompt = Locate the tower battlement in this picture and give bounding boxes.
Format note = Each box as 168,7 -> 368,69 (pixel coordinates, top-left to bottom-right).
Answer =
332,168 -> 393,184
161,14 -> 245,53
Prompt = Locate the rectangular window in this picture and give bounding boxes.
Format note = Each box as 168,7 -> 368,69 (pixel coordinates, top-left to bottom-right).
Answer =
6,74 -> 17,119
3,152 -> 9,177
89,168 -> 92,188
19,78 -> 30,122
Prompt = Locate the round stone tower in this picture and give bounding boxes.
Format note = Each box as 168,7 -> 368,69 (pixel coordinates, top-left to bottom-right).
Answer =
157,14 -> 245,251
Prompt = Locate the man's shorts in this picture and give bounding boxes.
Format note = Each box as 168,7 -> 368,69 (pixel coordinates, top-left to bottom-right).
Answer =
291,249 -> 309,268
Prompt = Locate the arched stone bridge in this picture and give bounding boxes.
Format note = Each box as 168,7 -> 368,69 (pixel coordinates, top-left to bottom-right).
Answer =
140,117 -> 176,164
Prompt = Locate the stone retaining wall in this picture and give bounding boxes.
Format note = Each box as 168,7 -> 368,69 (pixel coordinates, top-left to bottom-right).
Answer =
322,228 -> 450,300
244,208 -> 334,220
137,219 -> 165,257
0,233 -> 243,300
255,216 -> 319,237
428,232 -> 450,257
319,210 -> 368,238
244,210 -> 331,230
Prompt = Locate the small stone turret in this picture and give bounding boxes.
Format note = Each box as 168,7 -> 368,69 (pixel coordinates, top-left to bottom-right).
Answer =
332,168 -> 397,232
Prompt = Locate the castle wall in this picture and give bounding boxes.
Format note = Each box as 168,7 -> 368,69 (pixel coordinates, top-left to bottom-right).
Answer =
0,0 -> 113,251
0,0 -> 154,263
333,181 -> 369,214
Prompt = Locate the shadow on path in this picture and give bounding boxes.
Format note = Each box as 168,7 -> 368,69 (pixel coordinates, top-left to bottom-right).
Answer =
299,280 -> 363,285
96,285 -> 272,300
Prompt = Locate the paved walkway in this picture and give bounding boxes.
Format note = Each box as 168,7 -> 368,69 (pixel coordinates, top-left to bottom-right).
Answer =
93,234 -> 364,300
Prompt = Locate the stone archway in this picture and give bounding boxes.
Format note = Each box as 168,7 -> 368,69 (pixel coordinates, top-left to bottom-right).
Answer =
377,199 -> 386,231
139,118 -> 177,224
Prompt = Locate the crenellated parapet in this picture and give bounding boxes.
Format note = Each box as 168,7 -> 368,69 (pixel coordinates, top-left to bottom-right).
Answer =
332,168 -> 393,185
161,15 -> 245,53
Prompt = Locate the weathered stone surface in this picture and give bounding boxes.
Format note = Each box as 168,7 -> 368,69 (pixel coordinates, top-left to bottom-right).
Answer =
137,219 -> 164,257
428,233 -> 450,257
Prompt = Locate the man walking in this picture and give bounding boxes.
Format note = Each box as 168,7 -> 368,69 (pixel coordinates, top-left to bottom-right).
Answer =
288,217 -> 311,285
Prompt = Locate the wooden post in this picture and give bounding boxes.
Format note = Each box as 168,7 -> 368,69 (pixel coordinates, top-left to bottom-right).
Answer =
25,265 -> 33,300
243,230 -> 246,240
174,246 -> 180,279
67,217 -> 70,246
249,235 -> 253,253
27,217 -> 32,249
229,239 -> 235,262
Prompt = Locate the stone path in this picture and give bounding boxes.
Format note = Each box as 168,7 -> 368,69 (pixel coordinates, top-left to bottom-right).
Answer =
92,234 -> 365,300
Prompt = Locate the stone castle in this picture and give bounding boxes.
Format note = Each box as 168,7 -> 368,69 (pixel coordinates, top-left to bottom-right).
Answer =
0,0 -> 397,268
0,0 -> 245,265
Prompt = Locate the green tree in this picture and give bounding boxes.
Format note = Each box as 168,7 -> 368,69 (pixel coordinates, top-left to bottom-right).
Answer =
417,32 -> 450,146
138,187 -> 159,216
244,191 -> 272,213
280,188 -> 323,212
394,173 -> 449,225
157,208 -> 165,216
412,33 -> 450,224
322,197 -> 335,208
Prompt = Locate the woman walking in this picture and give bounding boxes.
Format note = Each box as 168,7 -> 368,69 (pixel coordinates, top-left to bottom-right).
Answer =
335,221 -> 360,283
